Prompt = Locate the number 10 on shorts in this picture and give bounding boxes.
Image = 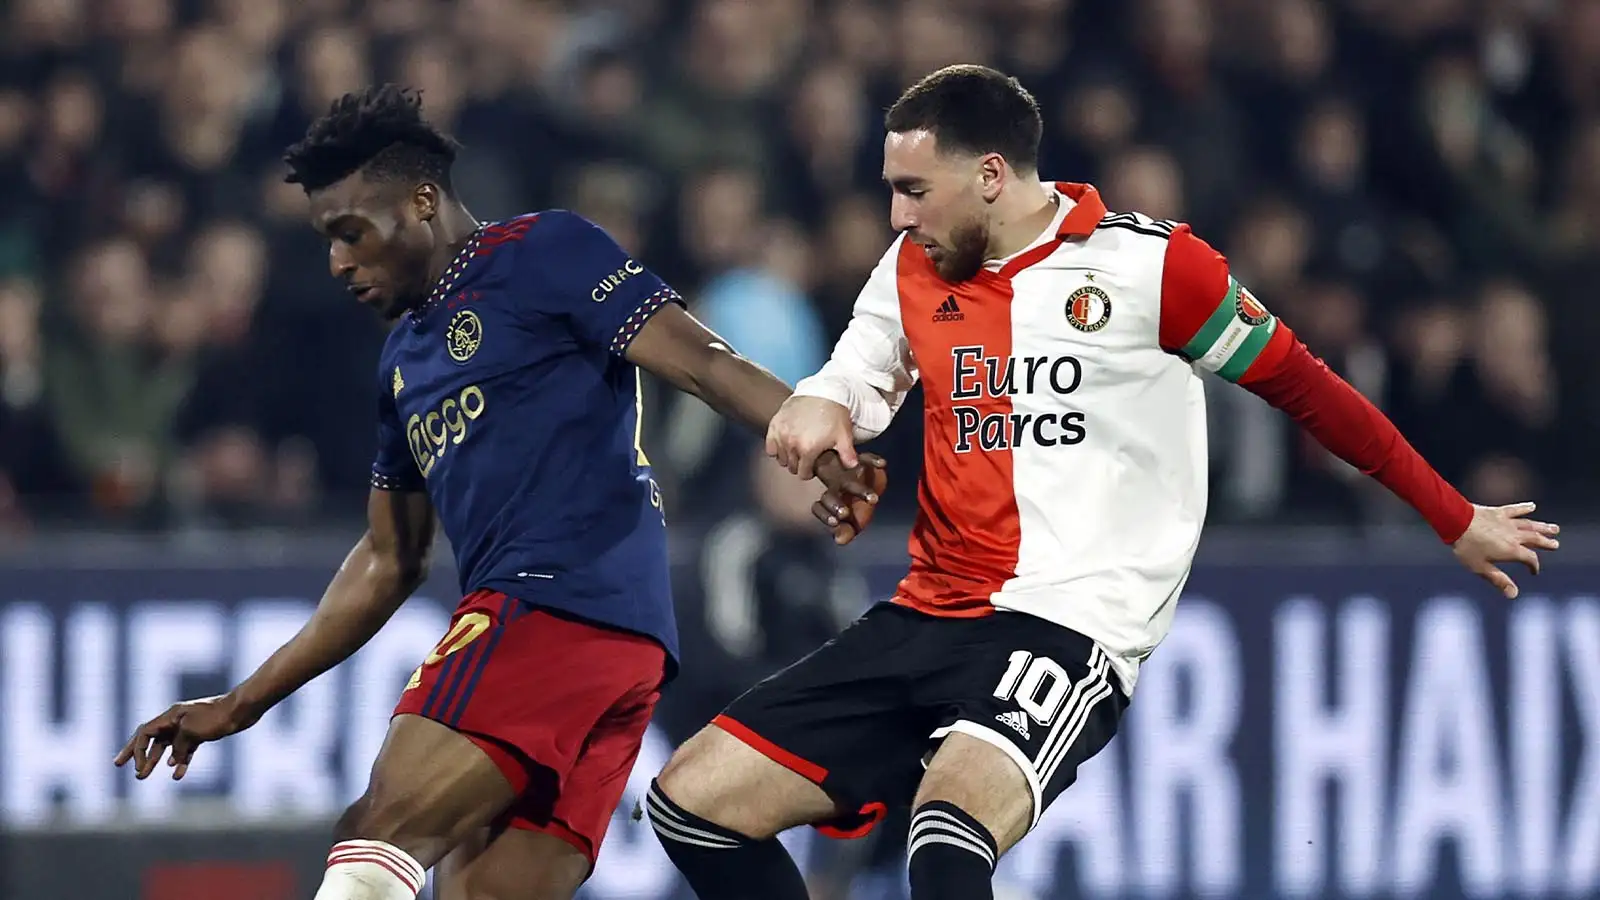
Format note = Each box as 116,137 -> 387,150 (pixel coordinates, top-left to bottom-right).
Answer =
404,612 -> 493,691
992,650 -> 1073,726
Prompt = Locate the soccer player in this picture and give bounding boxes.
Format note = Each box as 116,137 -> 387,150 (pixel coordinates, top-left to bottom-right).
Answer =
113,85 -> 884,900
646,65 -> 1561,900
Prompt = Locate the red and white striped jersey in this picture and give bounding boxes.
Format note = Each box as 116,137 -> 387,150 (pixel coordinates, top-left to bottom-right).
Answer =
794,182 -> 1292,692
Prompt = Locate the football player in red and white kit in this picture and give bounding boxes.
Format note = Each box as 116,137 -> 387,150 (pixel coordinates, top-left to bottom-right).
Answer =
645,65 -> 1560,900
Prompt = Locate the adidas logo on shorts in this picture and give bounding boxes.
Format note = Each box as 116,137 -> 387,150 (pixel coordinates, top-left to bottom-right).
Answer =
995,710 -> 1031,740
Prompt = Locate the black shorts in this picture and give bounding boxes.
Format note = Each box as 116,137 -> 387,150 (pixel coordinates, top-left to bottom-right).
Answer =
714,601 -> 1129,838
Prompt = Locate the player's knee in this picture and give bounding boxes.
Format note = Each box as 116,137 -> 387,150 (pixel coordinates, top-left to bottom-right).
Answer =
907,800 -> 1000,897
454,868 -> 580,900
654,724 -> 834,838
334,789 -> 437,848
916,734 -> 1034,853
438,829 -> 588,900
476,875 -> 580,900
654,727 -> 730,816
332,794 -> 371,844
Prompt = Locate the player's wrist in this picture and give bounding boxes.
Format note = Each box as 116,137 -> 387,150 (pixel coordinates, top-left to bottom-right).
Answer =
222,685 -> 273,729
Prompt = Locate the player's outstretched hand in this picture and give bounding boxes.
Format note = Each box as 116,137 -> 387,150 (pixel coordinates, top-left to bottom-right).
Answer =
767,396 -> 857,480
114,693 -> 256,781
1451,502 -> 1560,599
812,452 -> 888,545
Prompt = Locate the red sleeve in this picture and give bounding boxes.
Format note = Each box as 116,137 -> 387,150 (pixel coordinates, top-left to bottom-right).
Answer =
1158,226 -> 1292,378
1158,225 -> 1231,354
1156,225 -> 1473,543
1237,330 -> 1475,543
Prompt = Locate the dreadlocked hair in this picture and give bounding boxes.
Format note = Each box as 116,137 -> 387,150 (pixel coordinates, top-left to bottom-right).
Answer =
283,84 -> 461,193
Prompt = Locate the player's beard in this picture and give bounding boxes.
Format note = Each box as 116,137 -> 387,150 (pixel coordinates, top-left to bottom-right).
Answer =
382,274 -> 432,320
931,216 -> 990,283
371,291 -> 413,322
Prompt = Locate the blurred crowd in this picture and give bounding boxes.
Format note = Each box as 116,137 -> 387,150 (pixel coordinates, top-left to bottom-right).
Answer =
3,0 -> 1599,535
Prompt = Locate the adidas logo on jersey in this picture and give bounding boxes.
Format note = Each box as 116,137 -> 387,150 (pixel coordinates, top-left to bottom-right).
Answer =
996,710 -> 1031,740
933,295 -> 964,322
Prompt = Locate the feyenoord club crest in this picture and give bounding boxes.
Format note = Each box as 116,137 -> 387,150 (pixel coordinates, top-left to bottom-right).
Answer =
1066,284 -> 1112,332
1236,284 -> 1271,326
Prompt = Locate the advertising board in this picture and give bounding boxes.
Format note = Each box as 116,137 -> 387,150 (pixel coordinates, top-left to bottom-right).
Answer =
3,545 -> 1596,899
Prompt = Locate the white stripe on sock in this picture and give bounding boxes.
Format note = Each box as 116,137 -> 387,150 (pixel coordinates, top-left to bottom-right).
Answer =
908,832 -> 997,870
909,808 -> 996,869
645,789 -> 743,849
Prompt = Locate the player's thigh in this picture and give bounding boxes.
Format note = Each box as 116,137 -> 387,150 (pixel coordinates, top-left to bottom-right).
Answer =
657,602 -> 931,840
915,612 -> 1129,854
654,722 -> 838,839
435,826 -> 589,900
341,713 -> 517,863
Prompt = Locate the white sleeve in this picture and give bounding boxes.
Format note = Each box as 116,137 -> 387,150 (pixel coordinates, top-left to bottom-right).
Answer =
793,236 -> 919,441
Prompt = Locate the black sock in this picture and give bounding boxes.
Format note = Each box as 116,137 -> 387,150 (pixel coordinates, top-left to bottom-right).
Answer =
907,800 -> 997,900
647,778 -> 810,900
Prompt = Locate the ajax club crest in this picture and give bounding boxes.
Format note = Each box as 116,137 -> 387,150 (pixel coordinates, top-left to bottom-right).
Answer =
447,309 -> 483,363
1066,283 -> 1112,333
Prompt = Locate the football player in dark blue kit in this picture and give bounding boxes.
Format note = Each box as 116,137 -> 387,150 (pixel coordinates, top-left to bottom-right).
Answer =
114,85 -> 887,900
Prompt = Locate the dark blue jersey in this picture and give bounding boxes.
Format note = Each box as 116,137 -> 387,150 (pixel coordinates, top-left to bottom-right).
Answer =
371,211 -> 681,669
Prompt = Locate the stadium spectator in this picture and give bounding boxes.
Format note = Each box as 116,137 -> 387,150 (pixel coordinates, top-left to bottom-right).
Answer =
2,0 -> 1594,527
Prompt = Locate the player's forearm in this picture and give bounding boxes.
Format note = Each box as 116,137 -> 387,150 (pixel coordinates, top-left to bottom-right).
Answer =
1241,337 -> 1474,542
673,343 -> 795,436
229,535 -> 423,719
794,309 -> 915,441
625,304 -> 794,434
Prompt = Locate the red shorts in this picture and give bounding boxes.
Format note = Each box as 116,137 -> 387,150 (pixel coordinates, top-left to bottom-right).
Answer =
392,590 -> 666,863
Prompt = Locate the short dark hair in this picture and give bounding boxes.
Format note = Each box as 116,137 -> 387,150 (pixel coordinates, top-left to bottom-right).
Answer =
885,64 -> 1042,171
283,84 -> 461,193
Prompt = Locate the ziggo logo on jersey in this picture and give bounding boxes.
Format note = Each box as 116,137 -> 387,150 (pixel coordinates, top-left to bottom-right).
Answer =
406,385 -> 487,477
949,346 -> 1087,452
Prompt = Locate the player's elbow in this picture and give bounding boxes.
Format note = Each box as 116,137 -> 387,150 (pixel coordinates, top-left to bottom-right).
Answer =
383,550 -> 431,592
361,533 -> 432,594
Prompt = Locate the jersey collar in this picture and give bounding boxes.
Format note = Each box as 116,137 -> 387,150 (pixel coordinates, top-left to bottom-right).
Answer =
1054,182 -> 1106,237
411,225 -> 488,320
989,182 -> 1108,278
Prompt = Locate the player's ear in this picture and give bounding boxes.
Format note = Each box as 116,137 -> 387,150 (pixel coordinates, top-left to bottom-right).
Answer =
978,153 -> 1005,202
412,183 -> 439,223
